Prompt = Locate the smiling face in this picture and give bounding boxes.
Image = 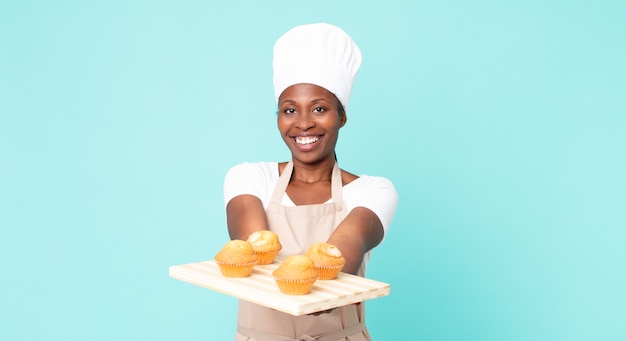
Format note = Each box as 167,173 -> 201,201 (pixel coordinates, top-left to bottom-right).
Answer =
277,83 -> 346,165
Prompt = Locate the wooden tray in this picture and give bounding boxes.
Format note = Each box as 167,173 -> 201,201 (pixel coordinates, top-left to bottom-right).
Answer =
169,257 -> 390,316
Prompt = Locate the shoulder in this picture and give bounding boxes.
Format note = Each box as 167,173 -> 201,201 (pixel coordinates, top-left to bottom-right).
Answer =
340,169 -> 395,190
223,162 -> 280,208
224,161 -> 280,194
340,169 -> 359,186
346,175 -> 397,197
226,161 -> 279,179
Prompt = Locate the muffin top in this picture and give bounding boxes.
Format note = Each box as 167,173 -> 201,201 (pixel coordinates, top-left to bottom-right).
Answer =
272,255 -> 318,280
246,230 -> 282,252
306,242 -> 346,267
214,240 -> 258,264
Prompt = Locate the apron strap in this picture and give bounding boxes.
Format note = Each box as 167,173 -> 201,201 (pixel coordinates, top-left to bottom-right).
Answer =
237,321 -> 365,341
270,160 -> 293,205
330,161 -> 344,213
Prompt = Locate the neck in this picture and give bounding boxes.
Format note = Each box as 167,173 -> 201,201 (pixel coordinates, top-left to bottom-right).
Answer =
290,158 -> 335,184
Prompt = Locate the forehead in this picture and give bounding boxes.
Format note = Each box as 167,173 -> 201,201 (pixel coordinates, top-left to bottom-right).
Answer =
278,83 -> 339,105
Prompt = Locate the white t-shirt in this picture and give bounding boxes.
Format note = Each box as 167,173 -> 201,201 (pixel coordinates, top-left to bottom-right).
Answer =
223,162 -> 398,238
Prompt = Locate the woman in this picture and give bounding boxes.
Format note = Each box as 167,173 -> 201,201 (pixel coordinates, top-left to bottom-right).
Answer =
223,23 -> 398,341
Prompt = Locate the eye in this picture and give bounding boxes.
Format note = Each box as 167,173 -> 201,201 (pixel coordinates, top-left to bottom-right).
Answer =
283,107 -> 296,115
313,106 -> 325,113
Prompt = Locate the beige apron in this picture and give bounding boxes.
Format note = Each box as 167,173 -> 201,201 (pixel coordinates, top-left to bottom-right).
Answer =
235,161 -> 370,341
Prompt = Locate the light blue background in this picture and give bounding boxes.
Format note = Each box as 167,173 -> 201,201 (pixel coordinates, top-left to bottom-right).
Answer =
1,1 -> 625,340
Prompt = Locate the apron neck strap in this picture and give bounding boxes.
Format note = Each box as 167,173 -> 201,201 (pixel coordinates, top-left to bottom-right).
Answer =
330,161 -> 344,211
270,160 -> 293,204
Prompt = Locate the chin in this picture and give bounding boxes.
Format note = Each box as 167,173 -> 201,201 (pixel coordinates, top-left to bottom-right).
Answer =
291,153 -> 333,165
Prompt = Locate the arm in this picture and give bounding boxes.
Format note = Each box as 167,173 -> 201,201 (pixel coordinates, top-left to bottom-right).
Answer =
327,207 -> 384,275
327,176 -> 398,275
226,194 -> 269,240
223,163 -> 273,241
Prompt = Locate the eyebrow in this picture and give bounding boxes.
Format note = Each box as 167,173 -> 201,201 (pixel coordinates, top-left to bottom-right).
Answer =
279,98 -> 330,106
310,98 -> 329,104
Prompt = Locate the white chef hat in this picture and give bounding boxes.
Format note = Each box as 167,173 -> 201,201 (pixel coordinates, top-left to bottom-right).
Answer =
273,23 -> 362,112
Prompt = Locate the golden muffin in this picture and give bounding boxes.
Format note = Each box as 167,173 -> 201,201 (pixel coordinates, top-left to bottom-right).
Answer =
246,230 -> 282,265
272,255 -> 318,295
305,242 -> 346,280
214,240 -> 259,277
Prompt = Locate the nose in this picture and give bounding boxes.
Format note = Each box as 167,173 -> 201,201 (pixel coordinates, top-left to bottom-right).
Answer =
295,112 -> 314,130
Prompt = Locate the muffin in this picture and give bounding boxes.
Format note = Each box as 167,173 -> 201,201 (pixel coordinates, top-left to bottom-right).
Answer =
246,230 -> 282,265
305,242 -> 346,280
214,240 -> 259,277
272,255 -> 318,295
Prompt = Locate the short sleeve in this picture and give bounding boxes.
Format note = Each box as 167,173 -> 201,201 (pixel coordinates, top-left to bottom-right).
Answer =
223,162 -> 279,209
348,176 -> 398,238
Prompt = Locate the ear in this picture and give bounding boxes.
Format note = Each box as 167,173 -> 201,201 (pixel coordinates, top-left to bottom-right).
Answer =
339,110 -> 347,128
337,98 -> 347,127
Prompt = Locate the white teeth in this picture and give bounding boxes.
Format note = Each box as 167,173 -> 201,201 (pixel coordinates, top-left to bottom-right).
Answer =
295,136 -> 320,145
